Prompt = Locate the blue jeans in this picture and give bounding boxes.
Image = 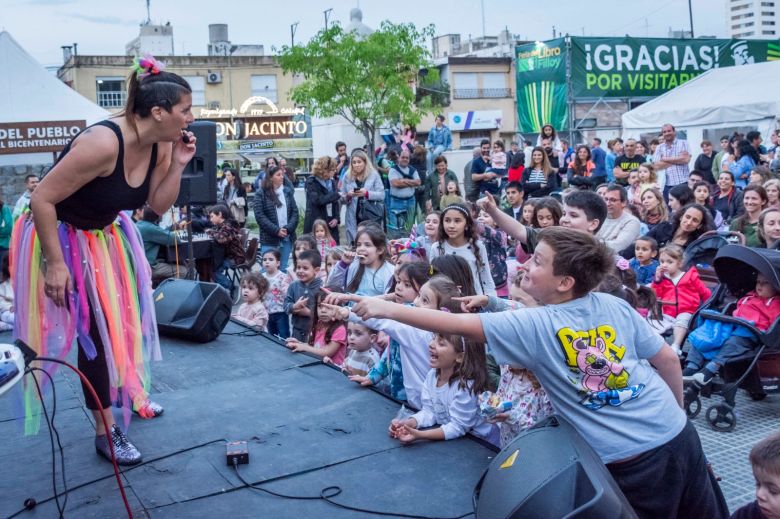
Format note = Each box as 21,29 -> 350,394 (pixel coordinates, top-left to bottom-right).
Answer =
388,196 -> 416,232
261,236 -> 293,273
685,335 -> 758,373
267,312 -> 290,339
214,259 -> 235,289
426,145 -> 446,172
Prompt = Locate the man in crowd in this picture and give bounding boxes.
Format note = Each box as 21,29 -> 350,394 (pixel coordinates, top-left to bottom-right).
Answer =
542,138 -> 559,170
653,124 -> 691,198
596,184 -> 640,253
388,148 -> 421,234
334,141 -> 350,184
747,130 -> 769,164
693,140 -> 717,184
613,138 -> 646,186
425,115 -> 452,173
13,174 -> 39,220
711,136 -> 730,181
507,140 -> 521,166
470,139 -> 494,197
590,137 -> 607,187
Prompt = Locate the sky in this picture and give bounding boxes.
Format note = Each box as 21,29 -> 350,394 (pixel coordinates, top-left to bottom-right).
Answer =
2,0 -> 729,67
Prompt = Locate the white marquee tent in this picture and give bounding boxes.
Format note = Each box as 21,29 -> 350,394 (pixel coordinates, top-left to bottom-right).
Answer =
621,60 -> 780,157
0,30 -> 108,166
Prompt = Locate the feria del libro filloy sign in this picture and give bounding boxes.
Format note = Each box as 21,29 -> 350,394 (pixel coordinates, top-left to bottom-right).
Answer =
570,37 -> 780,98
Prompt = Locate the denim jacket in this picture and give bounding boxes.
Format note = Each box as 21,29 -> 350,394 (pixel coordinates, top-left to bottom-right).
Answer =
426,125 -> 453,150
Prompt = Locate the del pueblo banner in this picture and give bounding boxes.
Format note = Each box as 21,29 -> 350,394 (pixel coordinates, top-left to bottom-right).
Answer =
515,38 -> 568,133
570,36 -> 780,98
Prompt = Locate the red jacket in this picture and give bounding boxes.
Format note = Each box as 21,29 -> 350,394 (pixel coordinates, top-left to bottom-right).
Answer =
651,267 -> 711,317
734,292 -> 780,331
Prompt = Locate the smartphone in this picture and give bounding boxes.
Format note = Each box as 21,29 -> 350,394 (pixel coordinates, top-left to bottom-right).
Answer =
181,131 -> 190,144
353,188 -> 360,193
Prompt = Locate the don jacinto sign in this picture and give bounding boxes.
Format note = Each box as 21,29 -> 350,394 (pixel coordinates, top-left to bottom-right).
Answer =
0,120 -> 86,155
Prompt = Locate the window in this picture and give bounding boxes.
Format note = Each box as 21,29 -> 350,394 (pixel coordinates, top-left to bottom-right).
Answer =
482,72 -> 509,97
183,76 -> 206,106
453,72 -> 479,99
763,29 -> 777,34
251,75 -> 277,102
763,20 -> 777,24
761,2 -> 775,5
95,77 -> 126,108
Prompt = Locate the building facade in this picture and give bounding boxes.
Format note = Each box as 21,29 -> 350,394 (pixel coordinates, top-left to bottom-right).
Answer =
728,0 -> 779,39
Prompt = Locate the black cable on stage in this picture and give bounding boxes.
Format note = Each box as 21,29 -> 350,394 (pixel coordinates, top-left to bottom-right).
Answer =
29,367 -> 68,516
232,459 -> 474,519
25,368 -> 64,518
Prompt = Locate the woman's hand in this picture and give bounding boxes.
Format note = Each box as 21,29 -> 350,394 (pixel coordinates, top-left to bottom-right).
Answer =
44,261 -> 71,307
278,228 -> 288,238
328,219 -> 338,228
172,131 -> 197,167
353,188 -> 367,198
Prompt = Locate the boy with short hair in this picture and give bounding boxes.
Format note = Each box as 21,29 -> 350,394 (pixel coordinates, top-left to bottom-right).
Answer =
284,249 -> 323,341
502,181 -> 525,221
350,227 -> 728,518
481,189 -> 606,253
630,236 -> 660,285
730,431 -> 780,519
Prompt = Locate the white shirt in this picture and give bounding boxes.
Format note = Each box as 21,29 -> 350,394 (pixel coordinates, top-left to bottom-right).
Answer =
429,240 -> 497,296
274,185 -> 287,228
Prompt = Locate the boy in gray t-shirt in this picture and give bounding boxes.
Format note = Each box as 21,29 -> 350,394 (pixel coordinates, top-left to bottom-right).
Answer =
349,227 -> 728,519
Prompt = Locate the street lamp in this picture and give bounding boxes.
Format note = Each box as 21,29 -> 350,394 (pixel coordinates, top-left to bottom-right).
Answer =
324,8 -> 333,30
291,22 -> 299,47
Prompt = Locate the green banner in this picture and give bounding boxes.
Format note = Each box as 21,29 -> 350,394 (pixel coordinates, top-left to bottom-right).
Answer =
515,38 -> 568,133
571,36 -> 780,98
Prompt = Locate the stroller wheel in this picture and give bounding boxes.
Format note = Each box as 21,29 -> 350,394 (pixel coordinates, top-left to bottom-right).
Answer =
685,395 -> 701,419
706,404 -> 737,432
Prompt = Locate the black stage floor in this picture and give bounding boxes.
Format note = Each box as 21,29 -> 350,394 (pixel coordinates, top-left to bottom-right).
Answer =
0,323 -> 496,518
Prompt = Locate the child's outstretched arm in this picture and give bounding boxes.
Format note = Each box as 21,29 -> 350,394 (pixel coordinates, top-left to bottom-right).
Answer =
649,345 -> 684,408
351,298 -> 486,343
478,192 -> 529,243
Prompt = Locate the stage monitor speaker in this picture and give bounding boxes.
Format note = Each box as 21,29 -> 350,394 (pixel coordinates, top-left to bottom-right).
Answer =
175,121 -> 217,207
474,415 -> 637,519
153,279 -> 231,343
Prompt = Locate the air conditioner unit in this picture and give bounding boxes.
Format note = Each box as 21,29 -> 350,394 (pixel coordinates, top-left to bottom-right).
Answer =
207,71 -> 222,84
209,101 -> 220,109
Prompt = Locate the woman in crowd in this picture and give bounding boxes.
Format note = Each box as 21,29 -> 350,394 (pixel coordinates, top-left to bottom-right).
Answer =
423,155 -> 459,212
254,165 -> 299,271
340,149 -> 385,244
713,171 -> 744,225
252,156 -> 279,192
303,156 -> 340,242
14,57 -> 194,463
566,145 -> 595,190
730,139 -> 759,188
222,168 -> 247,227
764,179 -> 780,210
749,165 -> 772,187
522,147 -> 558,199
279,157 -> 296,185
640,187 -> 669,231
667,184 -> 694,216
730,185 -> 768,247
758,207 -> 780,248
647,203 -> 715,250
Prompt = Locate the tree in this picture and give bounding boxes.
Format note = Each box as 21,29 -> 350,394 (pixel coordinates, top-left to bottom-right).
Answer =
278,21 -> 440,158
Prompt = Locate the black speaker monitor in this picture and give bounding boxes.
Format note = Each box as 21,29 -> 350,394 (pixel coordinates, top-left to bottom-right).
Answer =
175,120 -> 217,207
153,279 -> 231,343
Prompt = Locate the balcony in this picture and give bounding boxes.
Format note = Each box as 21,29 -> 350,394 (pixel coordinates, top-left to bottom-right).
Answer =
452,88 -> 511,99
97,91 -> 127,108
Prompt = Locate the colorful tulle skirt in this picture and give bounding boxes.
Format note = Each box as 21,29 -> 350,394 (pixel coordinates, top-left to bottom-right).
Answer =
10,211 -> 160,434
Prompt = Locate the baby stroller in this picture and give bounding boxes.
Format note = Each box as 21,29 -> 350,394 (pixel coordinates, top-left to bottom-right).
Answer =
683,245 -> 780,431
683,230 -> 744,287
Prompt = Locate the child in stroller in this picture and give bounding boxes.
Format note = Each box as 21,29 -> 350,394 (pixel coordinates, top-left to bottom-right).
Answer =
682,272 -> 780,385
682,245 -> 780,431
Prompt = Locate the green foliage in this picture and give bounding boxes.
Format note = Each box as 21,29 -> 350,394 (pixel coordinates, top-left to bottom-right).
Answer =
278,21 -> 440,153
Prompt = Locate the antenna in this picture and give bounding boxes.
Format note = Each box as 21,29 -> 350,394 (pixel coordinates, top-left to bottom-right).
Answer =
145,0 -> 151,25
481,0 -> 486,38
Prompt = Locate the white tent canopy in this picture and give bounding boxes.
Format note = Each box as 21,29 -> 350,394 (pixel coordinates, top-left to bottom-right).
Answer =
621,60 -> 780,155
0,30 -> 108,165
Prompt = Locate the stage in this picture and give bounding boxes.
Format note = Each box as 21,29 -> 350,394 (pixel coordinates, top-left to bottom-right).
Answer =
0,323 -> 496,518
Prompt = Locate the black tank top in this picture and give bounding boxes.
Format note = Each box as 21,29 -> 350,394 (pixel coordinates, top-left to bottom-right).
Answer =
55,120 -> 158,230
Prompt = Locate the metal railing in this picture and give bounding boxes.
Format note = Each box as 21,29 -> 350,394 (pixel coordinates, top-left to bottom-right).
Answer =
452,88 -> 510,99
97,91 -> 127,108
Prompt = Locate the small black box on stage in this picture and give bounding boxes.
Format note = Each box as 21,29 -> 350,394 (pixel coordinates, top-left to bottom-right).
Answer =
226,441 -> 249,466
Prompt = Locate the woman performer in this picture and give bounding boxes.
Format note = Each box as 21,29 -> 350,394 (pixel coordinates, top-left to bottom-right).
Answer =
11,55 -> 195,464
